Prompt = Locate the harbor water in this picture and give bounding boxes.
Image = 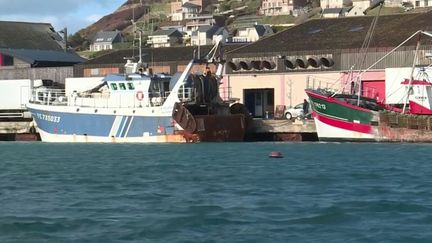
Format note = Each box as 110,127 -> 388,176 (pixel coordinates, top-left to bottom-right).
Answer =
1,142 -> 432,242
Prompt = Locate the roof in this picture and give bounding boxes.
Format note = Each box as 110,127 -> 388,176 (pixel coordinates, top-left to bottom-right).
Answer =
341,7 -> 353,15
80,44 -> 245,65
322,8 -> 343,14
149,29 -> 183,37
228,11 -> 432,55
195,26 -> 225,38
0,48 -> 85,66
254,25 -> 273,37
183,2 -> 200,8
0,21 -> 64,51
93,31 -> 122,43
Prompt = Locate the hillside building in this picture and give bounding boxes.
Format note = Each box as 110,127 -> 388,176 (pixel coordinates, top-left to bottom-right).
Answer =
170,0 -> 212,21
231,24 -> 274,43
89,31 -> 124,52
191,25 -> 228,46
147,29 -> 184,48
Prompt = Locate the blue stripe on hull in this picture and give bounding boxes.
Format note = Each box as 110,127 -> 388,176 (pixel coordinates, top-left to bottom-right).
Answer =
116,116 -> 127,137
28,108 -> 175,138
120,116 -> 132,137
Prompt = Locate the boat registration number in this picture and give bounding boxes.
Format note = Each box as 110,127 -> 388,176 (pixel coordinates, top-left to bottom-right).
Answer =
314,102 -> 327,110
36,113 -> 61,123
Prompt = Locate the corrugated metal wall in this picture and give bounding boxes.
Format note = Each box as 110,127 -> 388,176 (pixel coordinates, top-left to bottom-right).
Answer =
340,46 -> 432,70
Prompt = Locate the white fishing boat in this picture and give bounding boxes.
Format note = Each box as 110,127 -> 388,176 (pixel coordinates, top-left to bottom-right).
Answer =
26,39 -> 248,143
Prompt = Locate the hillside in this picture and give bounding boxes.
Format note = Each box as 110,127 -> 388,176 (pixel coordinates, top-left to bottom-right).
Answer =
78,0 -> 168,38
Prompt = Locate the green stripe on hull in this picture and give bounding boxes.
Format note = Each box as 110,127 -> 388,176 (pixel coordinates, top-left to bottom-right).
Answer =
308,95 -> 373,125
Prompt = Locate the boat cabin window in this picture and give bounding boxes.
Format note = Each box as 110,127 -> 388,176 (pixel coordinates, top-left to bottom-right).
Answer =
119,83 -> 127,90
110,83 -> 118,90
127,82 -> 135,90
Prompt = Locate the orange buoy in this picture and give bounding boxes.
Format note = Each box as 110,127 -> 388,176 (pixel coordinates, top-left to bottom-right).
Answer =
269,151 -> 283,158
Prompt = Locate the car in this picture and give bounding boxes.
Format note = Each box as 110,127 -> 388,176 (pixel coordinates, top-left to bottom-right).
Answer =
284,103 -> 304,120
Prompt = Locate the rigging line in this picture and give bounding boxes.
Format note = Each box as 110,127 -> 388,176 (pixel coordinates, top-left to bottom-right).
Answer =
348,30 -> 424,90
403,34 -> 422,112
358,5 -> 382,72
356,4 -> 383,106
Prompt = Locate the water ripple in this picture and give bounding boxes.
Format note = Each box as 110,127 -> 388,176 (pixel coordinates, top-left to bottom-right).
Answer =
1,142 -> 432,242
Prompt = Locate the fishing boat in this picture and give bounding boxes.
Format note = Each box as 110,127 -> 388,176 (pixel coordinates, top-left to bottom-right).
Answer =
306,30 -> 432,142
26,39 -> 248,143
304,0 -> 432,142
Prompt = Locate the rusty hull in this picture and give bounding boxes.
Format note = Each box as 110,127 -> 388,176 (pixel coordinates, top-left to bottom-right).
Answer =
193,114 -> 246,142
377,112 -> 432,142
172,102 -> 246,142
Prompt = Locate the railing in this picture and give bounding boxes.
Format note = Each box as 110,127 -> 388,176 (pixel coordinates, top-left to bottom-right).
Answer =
306,75 -> 379,100
219,86 -> 233,102
31,88 -> 68,106
306,76 -> 339,94
30,86 -> 195,108
177,87 -> 194,102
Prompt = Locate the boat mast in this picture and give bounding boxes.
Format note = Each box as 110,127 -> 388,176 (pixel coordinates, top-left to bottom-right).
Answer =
402,35 -> 422,113
356,0 -> 384,106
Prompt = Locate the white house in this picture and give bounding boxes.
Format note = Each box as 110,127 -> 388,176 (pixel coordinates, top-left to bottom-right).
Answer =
232,25 -> 274,43
322,0 -> 344,8
345,0 -> 369,16
147,29 -> 184,48
191,25 -> 228,46
90,31 -> 124,52
260,0 -> 294,16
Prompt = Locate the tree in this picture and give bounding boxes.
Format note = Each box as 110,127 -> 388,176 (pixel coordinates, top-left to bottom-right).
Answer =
69,33 -> 90,51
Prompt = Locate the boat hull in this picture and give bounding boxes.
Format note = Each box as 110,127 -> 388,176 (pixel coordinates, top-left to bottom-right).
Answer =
171,102 -> 246,142
307,90 -> 432,142
306,90 -> 377,142
313,111 -> 376,142
27,104 -> 187,143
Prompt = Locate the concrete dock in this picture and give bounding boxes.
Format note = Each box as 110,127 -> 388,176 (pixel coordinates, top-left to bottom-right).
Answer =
0,118 -> 317,142
0,120 -> 39,141
246,119 -> 317,141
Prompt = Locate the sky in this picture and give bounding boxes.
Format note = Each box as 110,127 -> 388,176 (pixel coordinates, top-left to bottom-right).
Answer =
0,0 -> 126,34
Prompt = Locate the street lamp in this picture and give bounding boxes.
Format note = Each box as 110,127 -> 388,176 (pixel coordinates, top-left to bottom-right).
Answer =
58,27 -> 68,52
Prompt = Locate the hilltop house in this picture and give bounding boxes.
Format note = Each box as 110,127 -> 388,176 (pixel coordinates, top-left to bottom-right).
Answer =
89,31 -> 124,52
322,7 -> 352,18
402,0 -> 432,7
345,0 -> 369,16
147,29 -> 184,48
322,0 -> 344,8
184,14 -> 217,34
231,24 -> 274,43
171,0 -> 212,21
260,0 -> 294,16
191,25 -> 228,46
